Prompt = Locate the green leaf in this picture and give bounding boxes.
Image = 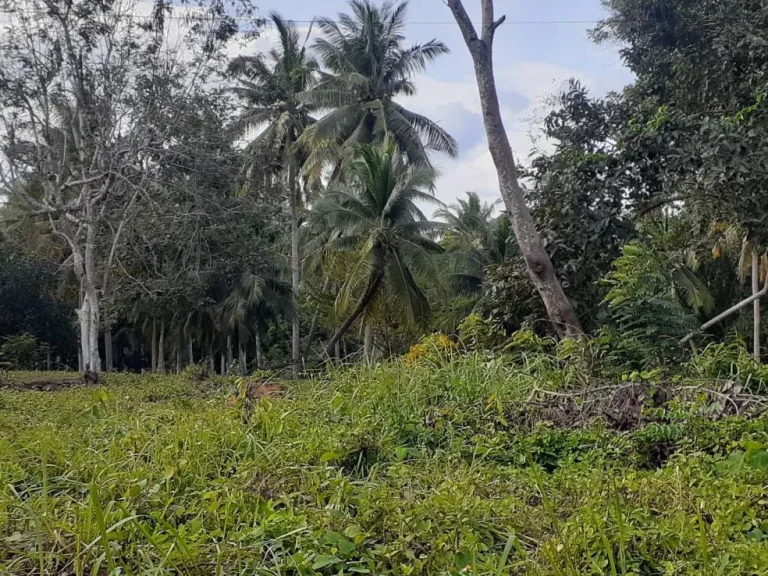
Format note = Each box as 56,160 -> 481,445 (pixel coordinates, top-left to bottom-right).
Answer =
312,554 -> 342,569
320,451 -> 343,463
748,449 -> 768,471
337,537 -> 356,554
163,465 -> 176,480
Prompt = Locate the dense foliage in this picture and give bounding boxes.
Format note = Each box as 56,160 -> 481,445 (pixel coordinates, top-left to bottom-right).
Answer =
1,0 -> 767,370
4,345 -> 768,573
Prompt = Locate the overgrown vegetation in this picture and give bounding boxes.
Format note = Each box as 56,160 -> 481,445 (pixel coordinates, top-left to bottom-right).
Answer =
3,341 -> 768,574
2,0 -> 768,572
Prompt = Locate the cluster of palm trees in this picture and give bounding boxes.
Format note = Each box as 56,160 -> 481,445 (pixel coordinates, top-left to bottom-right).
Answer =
228,0 -> 463,370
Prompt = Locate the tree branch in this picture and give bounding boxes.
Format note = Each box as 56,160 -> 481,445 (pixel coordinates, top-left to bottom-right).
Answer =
681,270 -> 768,344
445,0 -> 479,44
480,0 -> 505,44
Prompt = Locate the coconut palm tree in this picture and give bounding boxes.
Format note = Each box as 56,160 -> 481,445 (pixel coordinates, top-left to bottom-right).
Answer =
435,192 -> 498,244
299,0 -> 457,180
228,12 -> 319,377
436,192 -> 516,296
308,138 -> 444,358
218,270 -> 293,373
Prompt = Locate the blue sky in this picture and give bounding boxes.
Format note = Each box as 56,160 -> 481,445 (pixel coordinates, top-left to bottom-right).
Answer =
238,0 -> 634,205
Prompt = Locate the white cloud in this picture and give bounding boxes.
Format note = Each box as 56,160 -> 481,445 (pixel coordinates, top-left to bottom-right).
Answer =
399,61 -> 596,211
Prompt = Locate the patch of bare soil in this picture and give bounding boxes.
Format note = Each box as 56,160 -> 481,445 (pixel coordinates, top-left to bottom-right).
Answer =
0,371 -> 102,392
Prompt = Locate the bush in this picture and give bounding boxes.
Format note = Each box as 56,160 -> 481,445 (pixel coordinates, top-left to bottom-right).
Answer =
404,333 -> 457,365
687,342 -> 768,392
0,333 -> 48,370
457,313 -> 506,351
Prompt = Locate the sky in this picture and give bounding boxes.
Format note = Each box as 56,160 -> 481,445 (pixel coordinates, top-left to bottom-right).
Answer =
236,0 -> 635,207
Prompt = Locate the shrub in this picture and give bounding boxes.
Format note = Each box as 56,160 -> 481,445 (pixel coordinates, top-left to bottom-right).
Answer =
457,313 -> 506,351
0,333 -> 46,370
687,342 -> 768,392
404,333 -> 457,365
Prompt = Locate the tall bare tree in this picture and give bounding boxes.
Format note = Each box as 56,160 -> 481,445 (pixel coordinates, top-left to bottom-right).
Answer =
445,0 -> 583,337
0,0 -> 252,372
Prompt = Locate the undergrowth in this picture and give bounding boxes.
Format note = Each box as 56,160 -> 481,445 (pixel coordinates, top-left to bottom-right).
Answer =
2,349 -> 768,574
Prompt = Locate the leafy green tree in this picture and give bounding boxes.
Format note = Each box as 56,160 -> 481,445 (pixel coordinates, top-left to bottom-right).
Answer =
525,80 -> 634,328
0,238 -> 77,365
437,192 -> 515,294
229,12 -> 319,376
308,139 -> 444,357
596,0 -> 768,354
431,192 -> 517,331
299,0 -> 457,178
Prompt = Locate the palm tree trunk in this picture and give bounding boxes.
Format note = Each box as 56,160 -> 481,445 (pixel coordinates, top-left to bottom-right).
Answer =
220,351 -> 226,375
364,323 -> 374,362
288,143 -> 301,378
335,340 -> 341,362
151,318 -> 158,372
104,328 -> 113,372
238,338 -> 247,376
188,336 -> 194,366
255,330 -> 263,370
226,334 -> 233,368
325,270 -> 385,359
305,278 -> 331,357
754,251 -> 761,359
447,0 -> 583,338
157,320 -> 166,374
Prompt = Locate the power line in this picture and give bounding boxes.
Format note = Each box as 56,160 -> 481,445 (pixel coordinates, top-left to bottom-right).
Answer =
0,8 -> 757,25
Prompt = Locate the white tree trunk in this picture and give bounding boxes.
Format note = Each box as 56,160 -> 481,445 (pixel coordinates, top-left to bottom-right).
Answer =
754,252 -> 761,359
79,292 -> 92,371
88,289 -> 100,372
78,286 -> 101,373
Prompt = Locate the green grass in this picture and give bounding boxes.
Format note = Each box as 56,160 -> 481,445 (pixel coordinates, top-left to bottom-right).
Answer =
2,355 -> 768,574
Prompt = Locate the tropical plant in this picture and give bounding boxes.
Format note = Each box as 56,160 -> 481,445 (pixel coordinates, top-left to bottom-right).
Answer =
436,192 -> 515,295
435,192 -> 498,245
228,12 -> 319,376
219,270 -> 293,372
603,218 -> 715,367
308,138 -> 444,357
299,0 -> 457,179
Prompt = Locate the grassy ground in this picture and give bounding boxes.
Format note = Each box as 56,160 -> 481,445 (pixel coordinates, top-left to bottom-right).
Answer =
2,352 -> 768,575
